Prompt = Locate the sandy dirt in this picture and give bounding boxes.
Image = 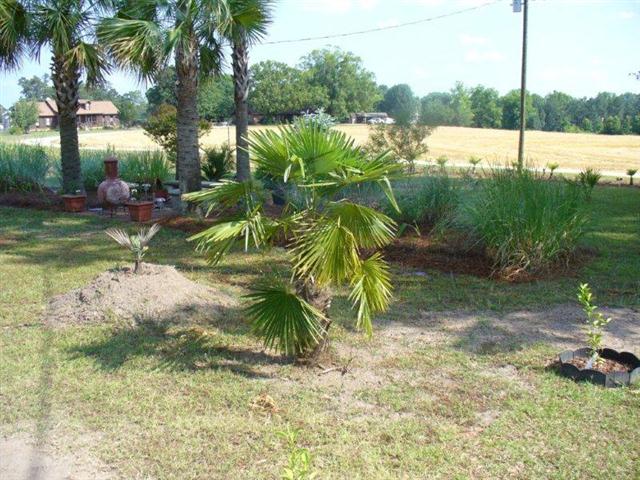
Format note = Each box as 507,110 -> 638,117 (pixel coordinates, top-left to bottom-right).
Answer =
45,263 -> 237,326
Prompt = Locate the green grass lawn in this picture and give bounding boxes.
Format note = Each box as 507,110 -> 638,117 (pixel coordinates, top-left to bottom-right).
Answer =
0,185 -> 638,479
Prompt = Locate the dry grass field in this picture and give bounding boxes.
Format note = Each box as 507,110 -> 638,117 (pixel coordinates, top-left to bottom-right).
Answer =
29,125 -> 640,173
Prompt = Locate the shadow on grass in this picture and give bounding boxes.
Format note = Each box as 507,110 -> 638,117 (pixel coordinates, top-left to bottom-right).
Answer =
68,315 -> 289,378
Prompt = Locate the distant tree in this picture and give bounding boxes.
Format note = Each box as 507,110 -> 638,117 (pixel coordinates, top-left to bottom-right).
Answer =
379,84 -> 417,125
449,82 -> 473,127
621,116 -> 633,135
470,85 -> 501,128
18,75 -> 54,100
366,124 -> 431,172
581,117 -> 593,132
602,116 -> 622,135
500,90 -> 537,130
300,47 -> 381,120
419,92 -> 454,126
199,75 -> 235,122
80,83 -> 120,101
114,91 -> 148,127
544,91 -> 573,132
10,100 -> 38,133
632,114 -> 640,135
145,67 -> 177,112
249,61 -> 326,120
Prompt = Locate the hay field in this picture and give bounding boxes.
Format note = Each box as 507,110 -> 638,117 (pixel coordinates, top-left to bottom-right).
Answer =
40,125 -> 640,172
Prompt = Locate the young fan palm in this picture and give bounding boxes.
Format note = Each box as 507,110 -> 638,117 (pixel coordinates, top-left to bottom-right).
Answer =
105,223 -> 161,273
223,0 -> 273,181
97,0 -> 229,193
0,0 -> 109,193
184,122 -> 402,358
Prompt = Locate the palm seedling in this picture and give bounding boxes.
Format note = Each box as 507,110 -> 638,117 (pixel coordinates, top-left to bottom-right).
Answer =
627,169 -> 637,186
0,0 -> 110,193
577,168 -> 601,200
546,162 -> 559,179
468,156 -> 482,176
436,155 -> 448,170
105,223 -> 161,273
184,121 -> 403,359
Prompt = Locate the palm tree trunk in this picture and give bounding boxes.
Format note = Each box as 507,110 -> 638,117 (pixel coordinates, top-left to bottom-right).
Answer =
232,34 -> 250,181
175,32 -> 201,194
298,280 -> 333,361
52,57 -> 82,194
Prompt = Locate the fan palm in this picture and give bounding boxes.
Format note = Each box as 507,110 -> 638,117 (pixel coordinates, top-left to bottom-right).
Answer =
105,223 -> 161,273
0,0 -> 109,193
184,121 -> 403,358
97,0 -> 229,193
222,0 -> 273,181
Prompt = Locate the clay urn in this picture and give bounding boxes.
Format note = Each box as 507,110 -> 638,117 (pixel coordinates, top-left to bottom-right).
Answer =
97,156 -> 130,206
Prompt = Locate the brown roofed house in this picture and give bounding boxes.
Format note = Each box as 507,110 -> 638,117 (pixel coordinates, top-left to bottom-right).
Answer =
36,98 -> 120,129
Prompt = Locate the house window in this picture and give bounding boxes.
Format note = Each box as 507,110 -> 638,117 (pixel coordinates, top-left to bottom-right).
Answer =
45,117 -> 51,126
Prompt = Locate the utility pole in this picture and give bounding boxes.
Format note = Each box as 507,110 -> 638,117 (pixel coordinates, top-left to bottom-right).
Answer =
513,0 -> 528,170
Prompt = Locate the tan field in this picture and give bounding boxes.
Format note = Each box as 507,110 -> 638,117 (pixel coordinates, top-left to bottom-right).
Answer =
40,124 -> 640,173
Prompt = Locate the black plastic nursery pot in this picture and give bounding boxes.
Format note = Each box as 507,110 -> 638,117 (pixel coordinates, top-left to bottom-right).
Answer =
558,347 -> 640,388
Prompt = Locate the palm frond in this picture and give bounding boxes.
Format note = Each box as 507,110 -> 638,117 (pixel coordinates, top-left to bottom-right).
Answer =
326,201 -> 396,249
349,253 -> 393,336
65,41 -> 110,86
0,0 -> 29,70
183,179 -> 263,214
224,0 -> 273,45
245,282 -> 324,356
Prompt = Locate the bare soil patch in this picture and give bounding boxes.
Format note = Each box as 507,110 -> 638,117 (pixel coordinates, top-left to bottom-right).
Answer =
0,189 -> 63,211
45,263 -> 237,326
566,356 -> 635,374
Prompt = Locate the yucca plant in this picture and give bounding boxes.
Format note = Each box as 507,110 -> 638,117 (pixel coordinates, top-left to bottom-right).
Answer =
627,168 -> 637,186
184,122 -> 402,358
105,223 -> 161,273
577,168 -> 601,200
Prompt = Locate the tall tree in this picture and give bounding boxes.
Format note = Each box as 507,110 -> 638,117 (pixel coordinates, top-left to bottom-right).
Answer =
0,0 -> 109,193
300,48 -> 381,121
223,0 -> 273,181
10,99 -> 38,132
98,0 -> 229,193
198,74 -> 234,121
470,86 -> 501,128
18,74 -> 55,100
419,92 -> 454,127
379,84 -> 417,126
449,81 -> 473,127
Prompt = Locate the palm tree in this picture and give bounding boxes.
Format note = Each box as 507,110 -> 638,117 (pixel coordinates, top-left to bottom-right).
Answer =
98,0 -> 229,193
184,121 -> 402,359
223,0 -> 273,181
0,0 -> 108,193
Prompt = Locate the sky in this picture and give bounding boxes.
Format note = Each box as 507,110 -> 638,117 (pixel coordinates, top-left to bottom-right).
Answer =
1,0 -> 638,107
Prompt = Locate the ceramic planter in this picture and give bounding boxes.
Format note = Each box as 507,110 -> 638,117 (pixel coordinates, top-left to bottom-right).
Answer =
126,201 -> 154,222
61,194 -> 87,213
558,347 -> 640,388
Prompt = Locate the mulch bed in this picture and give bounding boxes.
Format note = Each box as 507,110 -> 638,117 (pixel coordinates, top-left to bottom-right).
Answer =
0,188 -> 64,211
566,357 -> 635,374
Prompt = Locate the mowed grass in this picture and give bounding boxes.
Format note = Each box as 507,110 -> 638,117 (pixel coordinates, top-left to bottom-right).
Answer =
0,185 -> 638,479
19,125 -> 640,172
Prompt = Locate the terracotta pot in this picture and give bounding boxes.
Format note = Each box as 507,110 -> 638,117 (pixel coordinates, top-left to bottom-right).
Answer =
61,194 -> 87,213
126,201 -> 154,222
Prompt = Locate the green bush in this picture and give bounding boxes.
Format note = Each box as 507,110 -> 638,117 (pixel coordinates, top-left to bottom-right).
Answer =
385,173 -> 460,232
460,169 -> 587,276
201,143 -> 234,181
0,144 -> 51,191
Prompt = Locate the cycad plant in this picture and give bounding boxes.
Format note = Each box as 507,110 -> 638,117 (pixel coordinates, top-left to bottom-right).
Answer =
98,0 -> 230,193
0,0 -> 109,193
105,223 -> 161,273
184,122 -> 402,358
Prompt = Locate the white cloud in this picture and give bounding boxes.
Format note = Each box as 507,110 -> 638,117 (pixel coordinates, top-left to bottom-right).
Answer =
464,49 -> 505,63
618,11 -> 635,20
459,34 -> 489,46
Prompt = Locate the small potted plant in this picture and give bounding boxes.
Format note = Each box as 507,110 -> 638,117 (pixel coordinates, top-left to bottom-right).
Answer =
558,284 -> 639,387
126,186 -> 154,222
105,224 -> 160,273
61,188 -> 87,212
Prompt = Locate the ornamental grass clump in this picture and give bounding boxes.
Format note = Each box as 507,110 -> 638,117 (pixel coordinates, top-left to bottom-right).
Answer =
461,168 -> 587,278
0,144 -> 50,191
184,122 -> 402,358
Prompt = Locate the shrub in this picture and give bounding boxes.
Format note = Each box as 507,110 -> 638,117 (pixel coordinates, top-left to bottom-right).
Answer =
385,173 -> 459,232
460,169 -> 587,277
201,143 -> 234,181
365,123 -> 431,173
577,283 -> 613,368
0,144 -> 51,191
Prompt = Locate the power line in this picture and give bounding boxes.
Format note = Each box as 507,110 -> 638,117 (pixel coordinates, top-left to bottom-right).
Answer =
262,0 -> 504,45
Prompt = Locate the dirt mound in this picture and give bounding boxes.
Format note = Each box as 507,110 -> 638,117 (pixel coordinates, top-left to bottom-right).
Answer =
46,263 -> 237,326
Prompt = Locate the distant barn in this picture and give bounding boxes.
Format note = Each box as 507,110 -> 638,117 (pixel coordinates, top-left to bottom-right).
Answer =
37,98 -> 119,129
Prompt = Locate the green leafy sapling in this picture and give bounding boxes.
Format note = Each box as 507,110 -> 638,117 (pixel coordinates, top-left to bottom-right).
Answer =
577,283 -> 613,368
105,224 -> 161,273
278,427 -> 317,480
